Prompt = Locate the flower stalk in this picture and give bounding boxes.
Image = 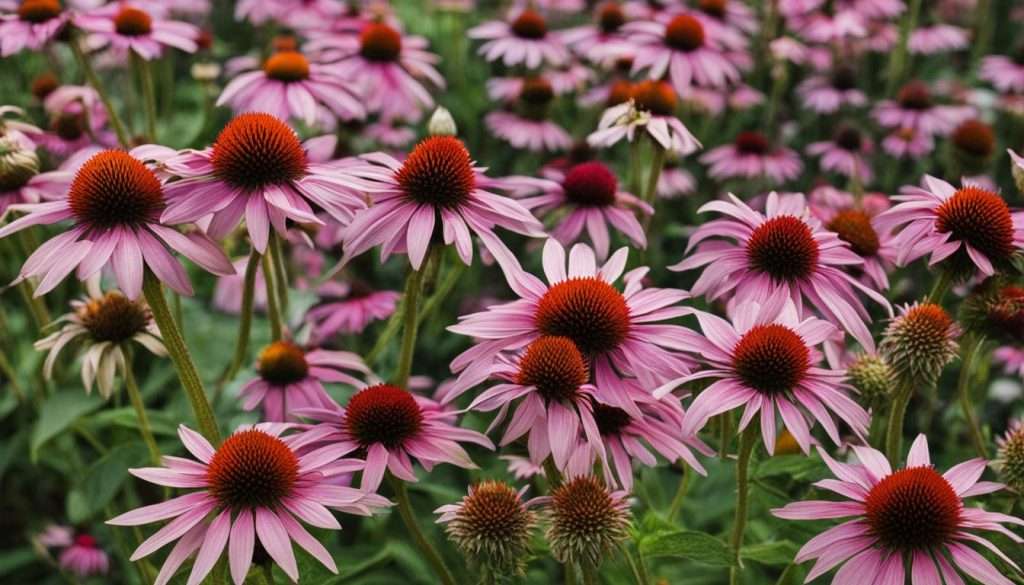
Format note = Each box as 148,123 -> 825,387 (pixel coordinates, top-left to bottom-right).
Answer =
123,350 -> 161,466
885,0 -> 922,95
70,35 -> 130,148
261,252 -> 283,342
885,382 -> 914,462
393,248 -> 434,388
222,249 -> 261,385
131,52 -> 158,142
957,334 -> 988,459
729,426 -> 758,585
389,475 -> 456,585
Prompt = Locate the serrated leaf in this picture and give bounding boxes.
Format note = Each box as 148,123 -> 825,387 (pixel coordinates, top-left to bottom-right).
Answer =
741,541 -> 799,566
66,442 -> 148,523
639,530 -> 734,566
31,391 -> 103,460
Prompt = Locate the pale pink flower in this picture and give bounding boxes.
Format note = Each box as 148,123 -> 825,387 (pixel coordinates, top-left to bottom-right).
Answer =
486,110 -> 573,153
468,8 -> 570,69
980,54 -> 1024,94
657,163 -> 696,199
625,13 -> 740,92
908,24 -> 968,55
873,80 -> 974,137
809,186 -> 896,291
59,534 -> 110,578
995,346 -> 1024,378
881,126 -> 934,159
306,280 -> 400,341
700,131 -> 803,184
588,81 -> 701,155
797,67 -> 867,114
212,257 -> 267,315
76,2 -> 198,60
0,0 -> 73,56
806,127 -> 874,184
561,2 -> 634,65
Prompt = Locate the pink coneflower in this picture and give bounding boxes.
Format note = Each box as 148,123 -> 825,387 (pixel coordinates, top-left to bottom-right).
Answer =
873,80 -> 974,137
338,135 -> 544,270
291,384 -> 493,491
240,340 -> 371,422
504,161 -> 651,260
658,300 -> 868,454
448,238 -> 694,404
588,81 -> 701,155
0,149 -> 233,298
700,131 -> 803,184
806,126 -> 874,184
217,49 -> 363,126
486,76 -> 572,153
58,534 -> 110,578
0,136 -> 74,217
796,66 -> 867,114
212,257 -> 267,315
561,2 -> 634,65
625,13 -> 739,92
108,424 -> 390,585
694,0 -> 758,34
854,0 -> 905,18
76,2 -> 198,60
469,8 -> 570,69
0,105 -> 42,149
995,346 -> 1024,378
0,0 -> 73,56
908,24 -> 968,55
809,187 -> 896,291
670,192 -> 890,350
881,126 -> 934,159
980,52 -> 1024,94
307,22 -> 443,121
150,113 -> 368,254
773,435 -> 1023,584
797,8 -> 867,43
657,158 -> 696,199
305,280 -> 400,341
875,175 -> 1024,278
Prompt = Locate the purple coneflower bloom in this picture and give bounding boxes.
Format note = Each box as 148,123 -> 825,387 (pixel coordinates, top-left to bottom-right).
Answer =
881,126 -> 934,159
658,299 -> 868,454
240,340 -> 372,423
806,126 -> 874,184
469,8 -> 570,69
306,280 -> 400,341
486,76 -> 572,153
149,113 -> 369,254
908,24 -> 968,55
59,534 -> 110,578
0,148 -> 233,298
588,81 -> 701,155
108,424 -> 390,585
995,346 -> 1024,378
561,2 -> 634,65
773,435 -> 1022,584
796,66 -> 867,114
980,52 -> 1024,94
873,80 -> 974,137
291,384 -> 493,491
504,161 -> 650,260
212,257 -> 267,315
670,192 -> 890,350
809,187 -> 896,291
625,13 -> 739,92
875,175 -> 1024,277
700,131 -> 802,184
76,2 -> 198,60
337,135 -> 544,271
657,160 -> 696,199
0,0 -> 73,56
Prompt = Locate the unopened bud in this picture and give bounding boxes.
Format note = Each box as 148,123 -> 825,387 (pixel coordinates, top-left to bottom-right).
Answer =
0,137 -> 40,192
428,106 -> 457,136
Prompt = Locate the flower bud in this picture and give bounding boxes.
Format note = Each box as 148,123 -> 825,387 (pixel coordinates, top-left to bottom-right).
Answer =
0,136 -> 40,192
547,475 -> 630,567
1010,149 -> 1024,194
846,353 -> 896,404
996,420 -> 1024,492
879,303 -> 959,385
428,106 -> 457,136
438,480 -> 536,577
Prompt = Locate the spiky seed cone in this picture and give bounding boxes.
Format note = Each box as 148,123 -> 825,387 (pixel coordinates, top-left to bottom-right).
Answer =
960,278 -> 1024,343
847,354 -> 896,405
443,481 -> 536,578
0,137 -> 39,191
879,303 -> 959,385
546,476 -> 631,568
996,421 -> 1024,493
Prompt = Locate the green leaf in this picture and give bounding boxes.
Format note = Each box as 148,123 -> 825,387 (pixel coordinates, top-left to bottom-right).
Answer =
741,541 -> 799,567
639,530 -> 733,567
66,442 -> 147,523
89,407 -> 179,436
754,454 -> 824,480
0,547 -> 37,577
31,391 -> 103,460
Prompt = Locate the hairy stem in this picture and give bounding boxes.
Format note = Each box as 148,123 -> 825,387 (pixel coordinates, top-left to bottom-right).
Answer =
393,253 -> 430,388
123,351 -> 161,466
261,252 -> 283,341
221,249 -> 261,387
389,476 -> 456,585
268,231 -> 289,314
957,334 -> 988,459
885,382 -> 914,463
729,426 -> 758,585
132,52 -> 158,141
70,36 -> 130,148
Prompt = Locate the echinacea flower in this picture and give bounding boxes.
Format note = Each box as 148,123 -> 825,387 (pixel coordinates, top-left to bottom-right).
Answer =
908,24 -> 968,55
950,119 -> 996,175
217,49 -> 364,126
0,0 -> 73,56
468,8 -> 570,69
588,81 -> 701,155
670,192 -> 889,350
546,474 -> 631,567
657,156 -> 696,198
807,126 -> 874,184
625,13 -> 739,92
435,480 -> 540,577
212,257 -> 267,315
486,76 -> 572,153
658,299 -> 868,454
980,52 -> 1024,94
873,80 -> 974,138
35,278 -> 165,398
796,66 -> 867,114
76,2 -> 199,60
879,303 -> 959,385
58,534 -> 109,578
31,85 -> 116,158
292,384 -> 493,491
240,340 -> 372,422
337,135 -> 544,271
700,130 -> 803,184
996,419 -> 1024,492
306,280 -> 400,342
0,148 -> 234,298
449,239 -> 694,404
810,193 -> 896,291
773,434 -> 1023,585
874,175 -> 1024,278
881,126 -> 934,159
108,424 -> 390,585
561,1 -> 634,65
306,22 -> 443,121
503,161 -> 651,260
150,113 -> 369,254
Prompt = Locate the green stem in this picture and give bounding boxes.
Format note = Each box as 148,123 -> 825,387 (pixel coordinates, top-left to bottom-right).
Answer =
17,280 -> 49,332
640,145 -> 666,234
416,254 -> 465,326
259,563 -> 275,585
123,351 -> 162,466
581,562 -> 597,585
389,476 -> 456,585
885,382 -> 914,463
70,36 -> 130,148
729,427 -> 758,585
268,231 -> 290,314
543,457 -> 564,489
667,463 -> 690,523
565,562 -> 577,585
221,249 -> 261,386
719,413 -> 733,458
885,0 -> 922,95
261,252 -> 283,341
927,270 -> 953,304
618,543 -> 648,585
393,255 -> 429,388
132,52 -> 158,141
0,349 -> 25,403
957,334 -> 988,459
968,0 -> 993,74
142,270 -> 221,444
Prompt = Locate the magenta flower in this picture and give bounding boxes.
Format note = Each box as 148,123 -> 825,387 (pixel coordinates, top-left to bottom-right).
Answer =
809,187 -> 896,291
881,126 -> 934,159
448,239 -> 694,406
0,149 -> 233,298
995,346 -> 1024,378
212,257 -> 267,315
980,53 -> 1024,94
773,435 -> 1023,584
873,80 -> 974,138
291,384 -> 493,492
30,85 -> 116,158
657,162 -> 696,199
700,131 -> 803,184
670,192 -> 890,350
76,3 -> 199,60
485,76 -> 572,153
307,22 -> 443,121
908,24 -> 968,55
108,424 -> 390,585
874,175 -> 1024,277
240,340 -> 372,422
503,161 -> 651,260
0,0 -> 73,56
217,50 -> 364,126
468,8 -> 570,69
658,299 -> 868,454
796,67 -> 867,114
150,113 -> 369,254
337,135 -> 543,271
306,281 -> 400,342
59,534 -> 110,578
625,13 -> 740,92
806,126 -> 874,184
